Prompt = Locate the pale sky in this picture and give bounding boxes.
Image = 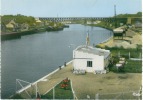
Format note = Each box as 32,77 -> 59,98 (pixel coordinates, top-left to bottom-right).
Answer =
1,0 -> 142,17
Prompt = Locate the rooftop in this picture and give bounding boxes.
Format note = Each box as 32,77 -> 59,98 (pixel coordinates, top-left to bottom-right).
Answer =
75,45 -> 110,58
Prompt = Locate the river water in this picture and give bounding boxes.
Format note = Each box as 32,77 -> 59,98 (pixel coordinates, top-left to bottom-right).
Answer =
1,24 -> 113,98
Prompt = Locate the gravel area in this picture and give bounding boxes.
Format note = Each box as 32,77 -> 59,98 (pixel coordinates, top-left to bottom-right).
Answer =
98,29 -> 142,49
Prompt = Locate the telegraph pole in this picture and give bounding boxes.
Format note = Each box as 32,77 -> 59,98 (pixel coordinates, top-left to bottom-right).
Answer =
114,5 -> 117,28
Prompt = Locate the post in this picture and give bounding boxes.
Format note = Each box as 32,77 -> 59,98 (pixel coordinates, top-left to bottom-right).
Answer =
139,53 -> 141,59
16,79 -> 17,93
114,5 -> 117,28
64,62 -> 66,67
59,66 -> 61,70
53,87 -> 55,99
73,91 -> 75,99
118,51 -> 120,57
36,83 -> 37,98
129,52 -> 130,59
95,93 -> 99,100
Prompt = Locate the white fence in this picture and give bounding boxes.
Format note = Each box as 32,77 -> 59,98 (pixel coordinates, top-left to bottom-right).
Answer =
16,60 -> 73,94
117,51 -> 142,60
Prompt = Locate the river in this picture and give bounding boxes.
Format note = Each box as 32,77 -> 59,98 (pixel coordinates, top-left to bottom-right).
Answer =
1,24 -> 113,98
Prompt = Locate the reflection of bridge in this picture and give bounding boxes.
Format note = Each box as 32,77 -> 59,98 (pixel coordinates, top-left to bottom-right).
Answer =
39,17 -> 141,24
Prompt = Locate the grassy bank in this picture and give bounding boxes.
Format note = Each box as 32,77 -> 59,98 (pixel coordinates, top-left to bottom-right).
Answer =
96,45 -> 142,73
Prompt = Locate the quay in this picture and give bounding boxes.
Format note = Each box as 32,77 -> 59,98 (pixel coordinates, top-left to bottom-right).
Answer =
16,60 -> 141,99
1,30 -> 38,41
1,32 -> 21,40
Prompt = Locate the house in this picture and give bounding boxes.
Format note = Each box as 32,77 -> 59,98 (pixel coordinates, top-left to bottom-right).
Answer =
86,20 -> 101,25
21,23 -> 29,31
6,20 -> 19,31
73,32 -> 110,74
6,20 -> 16,28
35,18 -> 45,27
36,19 -> 42,23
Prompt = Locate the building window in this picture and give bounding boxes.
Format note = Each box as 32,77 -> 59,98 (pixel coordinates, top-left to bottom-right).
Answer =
87,61 -> 92,67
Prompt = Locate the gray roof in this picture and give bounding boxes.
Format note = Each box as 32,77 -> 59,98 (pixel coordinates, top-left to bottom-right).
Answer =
75,45 -> 110,59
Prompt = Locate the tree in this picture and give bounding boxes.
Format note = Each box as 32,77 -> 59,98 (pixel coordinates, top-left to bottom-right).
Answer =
1,14 -> 36,26
136,12 -> 142,16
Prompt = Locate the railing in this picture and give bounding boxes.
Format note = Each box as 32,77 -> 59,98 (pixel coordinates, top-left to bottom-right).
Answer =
16,60 -> 73,94
70,80 -> 78,100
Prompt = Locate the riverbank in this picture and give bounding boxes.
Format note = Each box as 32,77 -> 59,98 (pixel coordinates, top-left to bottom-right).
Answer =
1,25 -> 69,41
1,30 -> 40,41
84,22 -> 141,49
11,61 -> 141,99
96,29 -> 142,49
83,20 -> 115,31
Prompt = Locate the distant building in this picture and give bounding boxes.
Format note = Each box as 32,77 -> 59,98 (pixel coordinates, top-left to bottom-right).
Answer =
73,45 -> 110,73
73,32 -> 110,74
6,20 -> 16,29
87,20 -> 101,25
35,18 -> 45,27
6,20 -> 19,31
21,23 -> 29,31
36,19 -> 42,23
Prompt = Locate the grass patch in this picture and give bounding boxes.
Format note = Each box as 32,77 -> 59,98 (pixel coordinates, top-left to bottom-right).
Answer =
124,60 -> 142,73
104,46 -> 141,58
96,45 -> 142,73
41,79 -> 73,99
109,60 -> 142,73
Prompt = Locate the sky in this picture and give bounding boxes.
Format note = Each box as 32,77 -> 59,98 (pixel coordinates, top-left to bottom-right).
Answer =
1,0 -> 142,17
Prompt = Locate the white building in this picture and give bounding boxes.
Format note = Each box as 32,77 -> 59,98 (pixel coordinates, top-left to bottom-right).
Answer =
73,45 -> 110,74
73,31 -> 111,74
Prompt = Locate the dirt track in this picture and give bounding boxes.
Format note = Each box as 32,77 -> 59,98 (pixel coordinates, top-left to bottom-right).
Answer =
98,29 -> 142,49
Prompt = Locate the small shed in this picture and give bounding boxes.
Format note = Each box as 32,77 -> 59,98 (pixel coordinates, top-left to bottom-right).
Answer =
113,27 -> 127,39
73,45 -> 110,73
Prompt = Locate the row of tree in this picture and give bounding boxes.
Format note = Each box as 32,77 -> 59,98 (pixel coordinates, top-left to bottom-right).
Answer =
115,12 -> 142,18
1,14 -> 36,26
